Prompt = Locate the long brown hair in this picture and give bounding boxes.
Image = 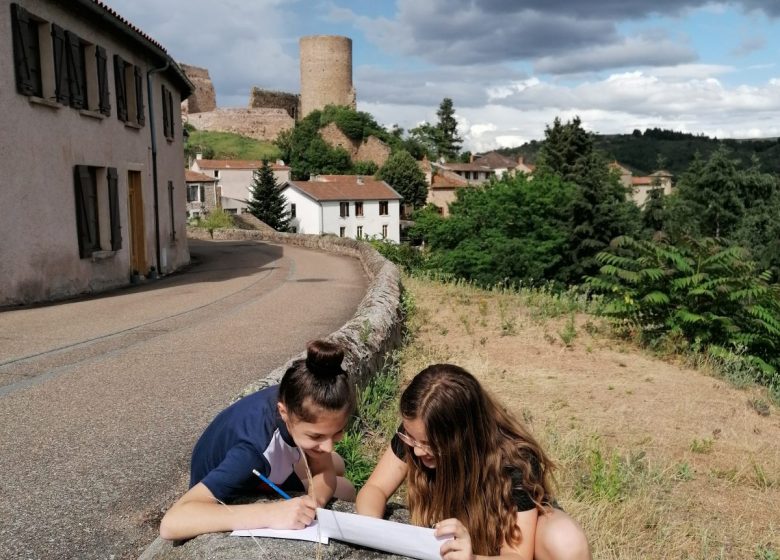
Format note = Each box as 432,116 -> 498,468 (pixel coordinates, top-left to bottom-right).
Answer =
400,364 -> 554,555
279,340 -> 356,421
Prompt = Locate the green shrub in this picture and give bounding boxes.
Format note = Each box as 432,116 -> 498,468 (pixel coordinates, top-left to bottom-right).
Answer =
198,209 -> 234,238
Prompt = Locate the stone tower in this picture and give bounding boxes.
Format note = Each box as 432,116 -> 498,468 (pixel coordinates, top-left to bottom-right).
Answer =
299,35 -> 356,118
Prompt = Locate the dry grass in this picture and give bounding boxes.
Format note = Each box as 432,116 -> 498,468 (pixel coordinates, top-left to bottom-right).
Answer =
397,275 -> 780,560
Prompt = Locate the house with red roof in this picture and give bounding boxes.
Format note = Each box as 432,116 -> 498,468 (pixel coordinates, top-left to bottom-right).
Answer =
184,170 -> 219,218
281,175 -> 402,242
190,155 -> 290,214
609,161 -> 673,206
1,0 -> 193,305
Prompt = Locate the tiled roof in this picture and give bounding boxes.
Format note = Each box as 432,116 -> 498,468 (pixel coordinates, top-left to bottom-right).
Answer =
631,177 -> 654,186
286,176 -> 402,201
650,170 -> 673,177
90,1 -> 166,52
185,170 -> 218,183
431,169 -> 469,189
609,161 -> 632,175
474,151 -> 518,169
195,160 -> 289,170
438,162 -> 495,172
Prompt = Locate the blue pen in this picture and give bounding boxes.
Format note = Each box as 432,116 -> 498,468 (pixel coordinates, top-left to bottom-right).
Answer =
252,469 -> 292,500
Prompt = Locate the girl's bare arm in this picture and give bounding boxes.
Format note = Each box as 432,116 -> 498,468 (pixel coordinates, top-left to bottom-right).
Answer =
355,446 -> 407,518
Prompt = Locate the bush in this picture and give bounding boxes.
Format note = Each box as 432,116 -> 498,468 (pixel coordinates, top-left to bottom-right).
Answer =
198,209 -> 234,238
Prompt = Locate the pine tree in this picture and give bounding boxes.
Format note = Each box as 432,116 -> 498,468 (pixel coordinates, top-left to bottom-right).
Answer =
435,98 -> 462,161
246,160 -> 290,231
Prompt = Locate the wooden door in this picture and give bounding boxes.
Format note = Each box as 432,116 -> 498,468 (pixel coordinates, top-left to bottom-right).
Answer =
127,171 -> 146,275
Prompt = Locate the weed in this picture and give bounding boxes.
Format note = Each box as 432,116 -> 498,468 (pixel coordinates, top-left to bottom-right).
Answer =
479,336 -> 488,346
748,398 -> 771,417
558,313 -> 577,347
755,545 -> 780,560
459,314 -> 473,335
690,438 -> 714,454
478,300 -> 489,317
752,462 -> 773,489
674,462 -> 694,481
359,319 -> 372,345
497,299 -> 517,336
575,446 -> 646,502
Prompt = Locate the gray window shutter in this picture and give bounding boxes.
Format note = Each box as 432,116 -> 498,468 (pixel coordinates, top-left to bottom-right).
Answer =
167,89 -> 175,139
161,85 -> 170,138
168,181 -> 176,240
107,168 -> 122,251
74,166 -> 98,258
134,66 -> 145,126
51,24 -> 69,104
113,54 -> 127,121
65,31 -> 86,109
11,3 -> 41,96
96,46 -> 111,116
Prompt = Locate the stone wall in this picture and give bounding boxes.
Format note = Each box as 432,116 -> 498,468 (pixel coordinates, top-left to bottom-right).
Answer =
184,108 -> 295,142
320,122 -> 391,168
249,87 -> 300,120
179,64 -> 217,114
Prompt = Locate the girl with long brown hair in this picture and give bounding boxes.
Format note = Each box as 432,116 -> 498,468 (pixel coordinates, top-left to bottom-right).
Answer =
160,340 -> 356,540
356,364 -> 590,560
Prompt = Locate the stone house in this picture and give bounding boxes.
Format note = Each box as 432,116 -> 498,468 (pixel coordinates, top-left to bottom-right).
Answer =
1,0 -> 193,306
434,161 -> 495,184
609,161 -> 673,206
472,151 -> 535,178
425,168 -> 469,217
190,156 -> 291,214
281,175 -> 402,242
185,170 -> 218,218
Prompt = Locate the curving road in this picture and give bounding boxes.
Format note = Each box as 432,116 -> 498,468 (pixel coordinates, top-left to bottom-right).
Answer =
0,239 -> 367,560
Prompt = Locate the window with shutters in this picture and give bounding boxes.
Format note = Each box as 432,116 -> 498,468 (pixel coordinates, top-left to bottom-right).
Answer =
74,166 -> 122,258
355,201 -> 363,217
161,84 -> 175,140
379,200 -> 389,215
339,201 -> 349,218
168,181 -> 176,241
95,46 -> 110,116
134,67 -> 145,126
10,3 -> 44,98
114,55 -> 128,122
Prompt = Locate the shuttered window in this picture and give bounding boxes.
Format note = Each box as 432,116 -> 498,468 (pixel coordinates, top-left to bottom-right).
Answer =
11,3 -> 42,97
107,168 -> 122,251
113,54 -> 127,121
161,84 -> 175,140
134,67 -> 145,126
74,166 -> 100,258
168,181 -> 176,241
51,24 -> 70,104
96,46 -> 110,116
167,87 -> 174,139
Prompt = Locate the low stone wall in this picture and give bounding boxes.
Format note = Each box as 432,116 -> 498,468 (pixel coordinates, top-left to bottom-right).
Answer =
140,227 -> 407,559
184,108 -> 295,142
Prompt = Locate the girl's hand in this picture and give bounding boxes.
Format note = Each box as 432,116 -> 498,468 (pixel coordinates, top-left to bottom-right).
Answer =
267,495 -> 317,529
435,518 -> 475,560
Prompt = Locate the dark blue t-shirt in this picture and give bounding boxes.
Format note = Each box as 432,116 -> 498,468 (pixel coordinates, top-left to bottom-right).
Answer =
190,385 -> 301,502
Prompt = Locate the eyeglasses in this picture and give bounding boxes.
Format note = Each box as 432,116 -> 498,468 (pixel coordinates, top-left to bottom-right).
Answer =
396,430 -> 434,456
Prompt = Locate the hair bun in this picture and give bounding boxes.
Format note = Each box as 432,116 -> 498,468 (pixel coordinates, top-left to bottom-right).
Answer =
305,340 -> 345,380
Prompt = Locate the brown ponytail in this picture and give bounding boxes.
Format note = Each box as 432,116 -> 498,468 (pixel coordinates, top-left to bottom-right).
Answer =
279,340 -> 356,421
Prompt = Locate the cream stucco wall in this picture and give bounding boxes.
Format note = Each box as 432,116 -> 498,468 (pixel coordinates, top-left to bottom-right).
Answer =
0,0 -> 190,306
189,163 -> 290,213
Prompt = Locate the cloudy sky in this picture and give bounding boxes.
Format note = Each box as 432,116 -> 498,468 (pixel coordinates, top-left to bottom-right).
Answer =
109,0 -> 780,151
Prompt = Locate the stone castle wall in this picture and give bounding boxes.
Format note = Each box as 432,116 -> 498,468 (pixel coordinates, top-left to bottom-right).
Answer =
185,108 -> 294,142
249,87 -> 299,120
299,35 -> 356,118
320,122 -> 391,167
179,63 -> 216,114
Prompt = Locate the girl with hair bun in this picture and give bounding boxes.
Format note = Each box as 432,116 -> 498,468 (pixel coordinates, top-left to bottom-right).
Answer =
160,340 -> 356,540
356,364 -> 590,560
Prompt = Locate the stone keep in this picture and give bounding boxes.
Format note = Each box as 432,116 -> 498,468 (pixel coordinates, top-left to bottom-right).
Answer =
299,35 -> 356,118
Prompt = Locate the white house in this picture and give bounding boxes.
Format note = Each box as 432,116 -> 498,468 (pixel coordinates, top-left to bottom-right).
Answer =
1,0 -> 193,306
281,175 -> 402,243
190,157 -> 290,214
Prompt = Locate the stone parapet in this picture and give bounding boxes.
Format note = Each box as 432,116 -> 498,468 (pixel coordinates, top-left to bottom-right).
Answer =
184,108 -> 295,142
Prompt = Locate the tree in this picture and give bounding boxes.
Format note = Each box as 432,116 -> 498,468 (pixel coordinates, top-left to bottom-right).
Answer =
535,116 -> 641,283
377,150 -> 429,209
435,97 -> 462,161
246,160 -> 290,231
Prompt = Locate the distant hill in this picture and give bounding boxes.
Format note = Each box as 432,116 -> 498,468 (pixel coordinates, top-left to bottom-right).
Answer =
184,126 -> 281,162
496,129 -> 780,176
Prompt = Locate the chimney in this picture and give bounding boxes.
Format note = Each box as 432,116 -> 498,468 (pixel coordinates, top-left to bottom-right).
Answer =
196,152 -> 203,160
356,175 -> 364,185
517,155 -> 524,165
469,154 -> 475,163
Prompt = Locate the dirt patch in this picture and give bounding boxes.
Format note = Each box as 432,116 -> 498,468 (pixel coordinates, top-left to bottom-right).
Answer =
400,276 -> 780,559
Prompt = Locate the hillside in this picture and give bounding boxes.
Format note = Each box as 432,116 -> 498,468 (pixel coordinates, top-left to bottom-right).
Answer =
184,127 -> 280,161
498,129 -> 780,175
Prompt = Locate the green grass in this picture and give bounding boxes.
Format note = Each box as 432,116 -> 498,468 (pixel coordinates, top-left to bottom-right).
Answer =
186,130 -> 280,161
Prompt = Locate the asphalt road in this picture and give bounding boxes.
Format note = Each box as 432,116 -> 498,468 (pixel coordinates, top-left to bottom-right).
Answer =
0,239 -> 367,560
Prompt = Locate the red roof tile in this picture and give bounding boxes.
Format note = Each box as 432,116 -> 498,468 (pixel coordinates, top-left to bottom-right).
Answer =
631,177 -> 654,186
195,160 -> 289,170
430,169 -> 469,189
185,170 -> 218,183
286,176 -> 402,201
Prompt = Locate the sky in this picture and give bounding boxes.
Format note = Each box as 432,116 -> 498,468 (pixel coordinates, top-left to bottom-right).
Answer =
108,0 -> 780,152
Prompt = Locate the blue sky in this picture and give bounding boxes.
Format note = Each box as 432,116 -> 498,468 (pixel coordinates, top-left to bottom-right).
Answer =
108,0 -> 780,151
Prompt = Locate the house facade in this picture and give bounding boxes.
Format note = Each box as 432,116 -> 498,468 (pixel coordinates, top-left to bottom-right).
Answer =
609,162 -> 673,206
281,175 -> 402,242
190,157 -> 291,214
185,170 -> 218,218
0,0 -> 193,306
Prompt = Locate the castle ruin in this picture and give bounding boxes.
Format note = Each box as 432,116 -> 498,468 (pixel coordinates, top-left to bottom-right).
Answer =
182,35 -> 357,142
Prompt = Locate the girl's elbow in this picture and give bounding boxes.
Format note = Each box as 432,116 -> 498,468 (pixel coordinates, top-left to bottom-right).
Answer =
159,510 -> 184,541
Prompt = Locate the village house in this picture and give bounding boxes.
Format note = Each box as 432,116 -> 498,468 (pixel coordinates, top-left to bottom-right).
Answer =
189,156 -> 291,214
281,175 -> 402,242
609,161 -> 674,206
185,170 -> 219,218
0,0 -> 193,306
472,151 -> 535,178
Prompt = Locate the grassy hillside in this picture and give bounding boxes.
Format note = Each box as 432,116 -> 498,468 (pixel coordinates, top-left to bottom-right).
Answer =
498,130 -> 780,176
184,128 -> 280,161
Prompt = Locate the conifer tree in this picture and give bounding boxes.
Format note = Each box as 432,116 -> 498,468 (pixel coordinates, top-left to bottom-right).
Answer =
435,98 -> 462,161
246,160 -> 290,231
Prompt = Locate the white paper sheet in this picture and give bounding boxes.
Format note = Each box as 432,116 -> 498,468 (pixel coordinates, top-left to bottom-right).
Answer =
231,520 -> 329,544
316,508 -> 449,560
